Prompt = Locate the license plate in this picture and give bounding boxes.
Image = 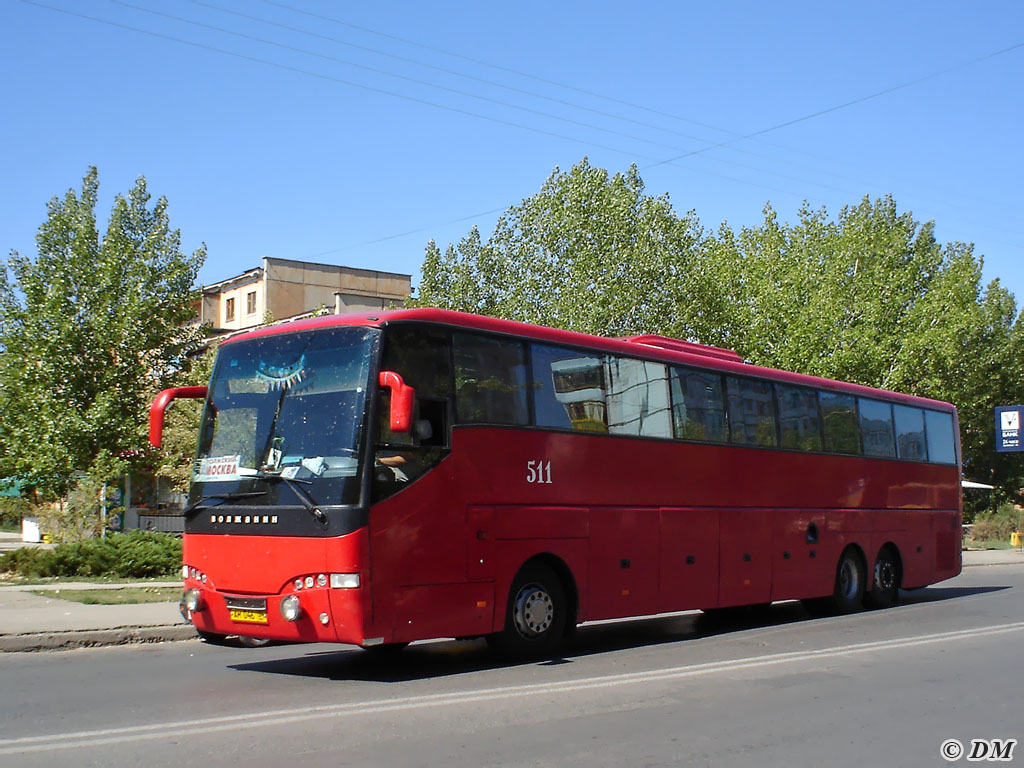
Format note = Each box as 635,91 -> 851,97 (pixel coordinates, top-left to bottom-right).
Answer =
229,609 -> 268,624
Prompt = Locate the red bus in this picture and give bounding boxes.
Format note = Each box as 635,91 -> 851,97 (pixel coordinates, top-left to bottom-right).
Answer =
151,309 -> 962,656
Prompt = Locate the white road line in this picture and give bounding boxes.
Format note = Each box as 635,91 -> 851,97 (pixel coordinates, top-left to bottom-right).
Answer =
2,621 -> 1022,755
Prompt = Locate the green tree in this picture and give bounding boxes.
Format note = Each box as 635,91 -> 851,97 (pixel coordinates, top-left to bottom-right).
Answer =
717,197 -> 1024,509
0,167 -> 206,499
412,160 -> 1024,509
411,159 -> 711,337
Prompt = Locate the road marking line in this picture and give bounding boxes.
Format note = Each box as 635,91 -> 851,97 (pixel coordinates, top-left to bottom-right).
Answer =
2,620 -> 1022,754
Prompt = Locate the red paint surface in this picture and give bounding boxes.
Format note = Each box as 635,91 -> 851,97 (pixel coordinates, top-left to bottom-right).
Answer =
183,424 -> 961,645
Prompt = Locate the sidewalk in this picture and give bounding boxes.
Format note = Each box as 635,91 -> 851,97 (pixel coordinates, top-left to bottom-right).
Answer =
0,530 -> 51,553
0,548 -> 1021,652
0,580 -> 194,652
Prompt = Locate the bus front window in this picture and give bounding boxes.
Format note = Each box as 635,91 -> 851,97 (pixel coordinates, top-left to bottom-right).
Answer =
194,326 -> 377,507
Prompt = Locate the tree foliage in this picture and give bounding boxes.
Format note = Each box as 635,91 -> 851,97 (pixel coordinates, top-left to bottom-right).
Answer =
411,160 -> 711,337
0,167 -> 206,498
413,159 -> 1024,510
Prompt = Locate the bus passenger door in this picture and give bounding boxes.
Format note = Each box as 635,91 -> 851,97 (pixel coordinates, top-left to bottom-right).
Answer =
718,509 -> 772,607
659,507 -> 718,612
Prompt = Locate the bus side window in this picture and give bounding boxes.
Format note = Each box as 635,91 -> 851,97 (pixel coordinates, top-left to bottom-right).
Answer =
453,333 -> 529,426
858,398 -> 896,458
531,343 -> 608,433
820,391 -> 860,455
605,358 -> 672,438
775,384 -> 823,451
894,405 -> 927,461
924,410 -> 957,464
670,367 -> 727,443
379,325 -> 453,447
725,376 -> 777,447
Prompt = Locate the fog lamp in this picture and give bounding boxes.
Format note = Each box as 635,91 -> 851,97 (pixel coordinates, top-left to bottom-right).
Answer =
182,588 -> 203,613
280,594 -> 302,622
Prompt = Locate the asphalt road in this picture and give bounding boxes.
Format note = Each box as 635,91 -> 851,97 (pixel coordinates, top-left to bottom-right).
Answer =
1,564 -> 1021,768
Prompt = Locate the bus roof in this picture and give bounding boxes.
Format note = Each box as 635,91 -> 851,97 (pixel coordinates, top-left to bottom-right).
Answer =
222,307 -> 956,413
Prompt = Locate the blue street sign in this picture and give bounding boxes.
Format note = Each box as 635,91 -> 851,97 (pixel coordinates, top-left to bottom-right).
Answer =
995,405 -> 1024,452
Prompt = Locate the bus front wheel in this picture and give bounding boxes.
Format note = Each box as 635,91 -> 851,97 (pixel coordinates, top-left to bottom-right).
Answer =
196,630 -> 231,646
488,563 -> 567,659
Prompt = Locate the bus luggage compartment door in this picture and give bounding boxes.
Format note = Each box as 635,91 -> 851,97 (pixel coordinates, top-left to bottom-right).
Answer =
718,509 -> 772,607
659,507 -> 719,612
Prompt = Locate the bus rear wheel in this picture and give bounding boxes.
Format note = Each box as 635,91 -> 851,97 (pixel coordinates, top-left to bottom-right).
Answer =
488,563 -> 567,659
830,549 -> 866,614
865,546 -> 900,609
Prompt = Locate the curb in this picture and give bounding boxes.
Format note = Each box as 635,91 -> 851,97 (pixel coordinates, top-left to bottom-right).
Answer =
0,624 -> 198,653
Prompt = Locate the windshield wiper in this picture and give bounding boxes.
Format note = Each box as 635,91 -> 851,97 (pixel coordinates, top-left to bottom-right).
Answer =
256,473 -> 328,528
183,491 -> 267,518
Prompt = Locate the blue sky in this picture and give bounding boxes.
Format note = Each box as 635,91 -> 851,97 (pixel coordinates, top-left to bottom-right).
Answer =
2,0 -> 1022,306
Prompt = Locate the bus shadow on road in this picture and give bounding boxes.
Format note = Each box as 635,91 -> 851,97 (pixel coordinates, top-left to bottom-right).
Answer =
227,584 -> 1009,683
897,584 -> 1009,606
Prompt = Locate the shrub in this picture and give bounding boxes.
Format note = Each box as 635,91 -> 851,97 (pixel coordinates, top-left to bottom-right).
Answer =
970,503 -> 1023,544
0,497 -> 30,532
0,531 -> 181,579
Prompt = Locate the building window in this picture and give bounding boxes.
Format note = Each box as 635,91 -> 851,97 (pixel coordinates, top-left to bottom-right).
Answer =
246,291 -> 257,315
225,297 -> 235,323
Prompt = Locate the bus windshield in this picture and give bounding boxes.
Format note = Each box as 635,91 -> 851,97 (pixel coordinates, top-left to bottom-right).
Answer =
194,326 -> 377,506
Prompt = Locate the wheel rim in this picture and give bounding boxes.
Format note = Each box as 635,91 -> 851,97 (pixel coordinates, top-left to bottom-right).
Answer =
838,559 -> 859,600
512,583 -> 554,638
875,558 -> 896,592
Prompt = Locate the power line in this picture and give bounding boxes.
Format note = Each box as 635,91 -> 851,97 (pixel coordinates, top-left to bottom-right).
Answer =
255,0 -> 1024,225
28,0 -> 825,203
22,1 -> 1024,256
260,0 -> 740,139
122,0 -> 881,200
191,0 -> 725,149
646,40 -> 1024,168
22,0 -> 644,159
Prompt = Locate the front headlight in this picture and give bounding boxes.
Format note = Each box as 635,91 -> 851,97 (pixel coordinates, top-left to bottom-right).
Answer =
182,588 -> 204,612
280,594 -> 302,622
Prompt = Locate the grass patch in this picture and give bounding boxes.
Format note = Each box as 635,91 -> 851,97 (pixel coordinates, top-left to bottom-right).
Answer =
965,539 -> 1019,551
29,586 -> 182,605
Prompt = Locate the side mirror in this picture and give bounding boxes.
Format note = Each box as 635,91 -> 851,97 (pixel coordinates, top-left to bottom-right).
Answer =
149,386 -> 208,448
378,371 -> 415,433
